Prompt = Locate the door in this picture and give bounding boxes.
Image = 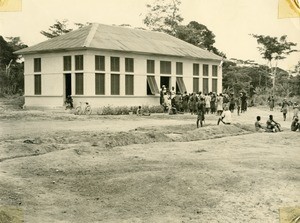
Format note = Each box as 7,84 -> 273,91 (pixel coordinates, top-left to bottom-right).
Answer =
65,73 -> 72,99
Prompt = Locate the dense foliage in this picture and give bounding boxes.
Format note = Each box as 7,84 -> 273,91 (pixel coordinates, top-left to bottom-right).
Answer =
0,36 -> 27,95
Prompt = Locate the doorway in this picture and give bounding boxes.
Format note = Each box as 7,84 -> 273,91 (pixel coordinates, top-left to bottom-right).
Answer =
64,73 -> 72,99
160,76 -> 170,90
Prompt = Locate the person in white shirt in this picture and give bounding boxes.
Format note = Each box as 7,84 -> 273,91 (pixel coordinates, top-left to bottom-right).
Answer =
217,105 -> 232,125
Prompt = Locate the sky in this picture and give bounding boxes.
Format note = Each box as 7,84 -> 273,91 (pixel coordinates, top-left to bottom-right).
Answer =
0,0 -> 299,70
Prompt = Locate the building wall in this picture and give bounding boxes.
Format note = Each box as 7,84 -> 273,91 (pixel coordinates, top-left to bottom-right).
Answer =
23,50 -> 222,108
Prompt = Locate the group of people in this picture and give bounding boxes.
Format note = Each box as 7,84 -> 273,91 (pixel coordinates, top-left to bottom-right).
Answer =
255,106 -> 300,133
159,85 -> 249,117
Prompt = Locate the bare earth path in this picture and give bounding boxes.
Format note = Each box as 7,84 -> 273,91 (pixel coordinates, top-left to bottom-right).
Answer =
0,105 -> 299,222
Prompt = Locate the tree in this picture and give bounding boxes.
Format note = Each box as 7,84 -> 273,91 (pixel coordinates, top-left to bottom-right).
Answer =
0,36 -> 27,95
175,21 -> 226,57
143,0 -> 183,35
251,34 -> 298,93
40,19 -> 73,39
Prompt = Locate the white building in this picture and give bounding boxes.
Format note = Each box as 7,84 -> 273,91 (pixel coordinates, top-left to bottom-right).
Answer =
15,23 -> 223,109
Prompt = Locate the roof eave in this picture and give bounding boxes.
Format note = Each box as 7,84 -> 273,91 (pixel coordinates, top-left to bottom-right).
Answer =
15,47 -> 222,62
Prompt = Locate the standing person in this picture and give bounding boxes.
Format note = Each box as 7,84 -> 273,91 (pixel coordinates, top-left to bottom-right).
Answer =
268,95 -> 275,111
217,105 -> 232,125
216,93 -> 223,116
204,93 -> 211,114
210,92 -> 216,114
182,91 -> 189,113
159,86 -> 165,105
189,92 -> 198,115
281,98 -> 289,121
236,93 -> 242,116
241,92 -> 248,113
163,92 -> 171,113
229,93 -> 235,113
196,97 -> 206,128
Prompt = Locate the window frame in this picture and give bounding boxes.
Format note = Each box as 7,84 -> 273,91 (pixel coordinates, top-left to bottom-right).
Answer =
110,57 -> 120,72
111,73 -> 120,95
125,58 -> 134,73
203,64 -> 209,76
34,58 -> 41,72
63,56 -> 72,71
212,65 -> 218,77
160,61 -> 171,74
95,73 -> 105,95
75,55 -> 84,70
193,63 -> 199,76
176,62 -> 183,75
95,55 -> 105,71
34,74 -> 41,95
125,74 -> 134,95
147,60 -> 155,74
75,73 -> 84,95
193,77 -> 199,93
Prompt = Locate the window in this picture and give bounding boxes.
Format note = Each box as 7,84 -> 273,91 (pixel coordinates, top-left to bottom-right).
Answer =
147,76 -> 159,95
160,61 -> 171,74
203,64 -> 209,76
95,56 -> 105,71
193,78 -> 199,93
75,73 -> 84,95
176,77 -> 186,93
147,60 -> 155,73
111,74 -> 120,95
63,56 -> 71,71
75,55 -> 84,70
176,62 -> 183,75
111,57 -> 120,72
193,63 -> 199,76
125,75 -> 134,95
125,58 -> 134,72
34,74 -> 41,95
203,78 -> 209,94
212,65 -> 218,77
95,73 -> 105,95
212,79 -> 218,92
34,58 -> 41,72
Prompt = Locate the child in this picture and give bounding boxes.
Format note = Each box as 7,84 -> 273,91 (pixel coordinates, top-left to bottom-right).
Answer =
255,116 -> 265,132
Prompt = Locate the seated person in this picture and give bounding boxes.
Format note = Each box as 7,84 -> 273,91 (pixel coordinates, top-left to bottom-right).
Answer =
65,95 -> 73,109
291,118 -> 299,131
255,116 -> 265,132
217,106 -> 232,125
136,106 -> 150,116
266,115 -> 281,132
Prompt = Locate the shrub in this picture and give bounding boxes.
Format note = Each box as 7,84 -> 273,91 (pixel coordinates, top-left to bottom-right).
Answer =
97,105 -> 164,115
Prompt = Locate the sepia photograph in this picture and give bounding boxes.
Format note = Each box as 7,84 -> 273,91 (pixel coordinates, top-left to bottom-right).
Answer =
0,0 -> 300,222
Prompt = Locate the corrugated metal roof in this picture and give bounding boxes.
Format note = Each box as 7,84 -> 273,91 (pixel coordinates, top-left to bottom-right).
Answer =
15,23 -> 222,61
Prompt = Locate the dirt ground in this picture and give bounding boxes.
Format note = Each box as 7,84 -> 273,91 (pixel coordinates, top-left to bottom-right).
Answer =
0,98 -> 299,223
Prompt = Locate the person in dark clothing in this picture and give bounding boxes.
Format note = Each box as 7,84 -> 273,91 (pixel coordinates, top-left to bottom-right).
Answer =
65,95 -> 73,109
196,97 -> 206,128
266,115 -> 281,132
291,118 -> 299,131
241,92 -> 248,113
